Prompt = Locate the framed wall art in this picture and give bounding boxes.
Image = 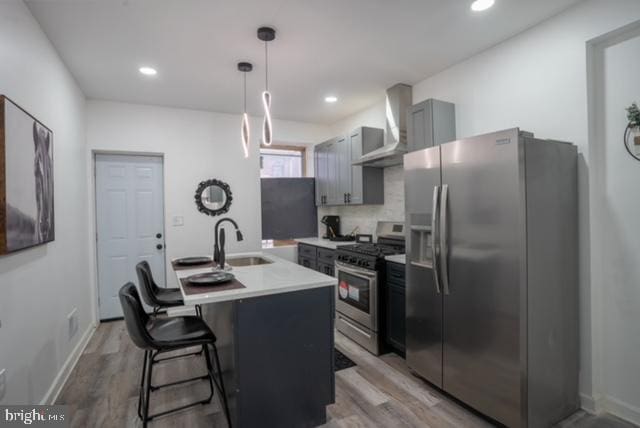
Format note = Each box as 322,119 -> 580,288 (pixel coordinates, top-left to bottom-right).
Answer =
0,95 -> 55,255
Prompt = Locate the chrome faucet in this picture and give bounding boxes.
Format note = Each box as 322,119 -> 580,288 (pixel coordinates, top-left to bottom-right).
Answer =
213,217 -> 244,269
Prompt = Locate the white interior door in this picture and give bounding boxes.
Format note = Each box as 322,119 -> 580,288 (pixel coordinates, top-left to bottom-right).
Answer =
95,154 -> 165,320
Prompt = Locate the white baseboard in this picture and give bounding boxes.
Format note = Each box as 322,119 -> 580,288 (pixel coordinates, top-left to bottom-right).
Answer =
580,392 -> 601,414
603,395 -> 640,426
40,322 -> 97,405
581,392 -> 640,425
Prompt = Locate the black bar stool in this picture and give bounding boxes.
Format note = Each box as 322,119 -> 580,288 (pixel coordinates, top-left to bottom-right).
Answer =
136,260 -> 202,318
119,282 -> 231,427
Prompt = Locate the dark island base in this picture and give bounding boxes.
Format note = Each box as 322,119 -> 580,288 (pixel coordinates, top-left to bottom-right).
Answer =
201,286 -> 335,428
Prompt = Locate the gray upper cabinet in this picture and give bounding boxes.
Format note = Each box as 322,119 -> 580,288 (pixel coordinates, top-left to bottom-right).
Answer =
336,135 -> 351,204
348,127 -> 384,205
314,127 -> 384,206
349,130 -> 363,204
325,139 -> 339,205
314,142 -> 327,205
407,99 -> 456,152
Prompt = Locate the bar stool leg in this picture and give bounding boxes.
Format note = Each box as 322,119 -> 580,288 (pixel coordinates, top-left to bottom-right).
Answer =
210,343 -> 232,428
137,350 -> 148,420
201,345 -> 215,403
143,350 -> 154,427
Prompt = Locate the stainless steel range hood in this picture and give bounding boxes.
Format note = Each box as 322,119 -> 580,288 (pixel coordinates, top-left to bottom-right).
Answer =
353,83 -> 412,167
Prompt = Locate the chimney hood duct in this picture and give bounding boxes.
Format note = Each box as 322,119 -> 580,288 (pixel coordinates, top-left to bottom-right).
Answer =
353,83 -> 412,167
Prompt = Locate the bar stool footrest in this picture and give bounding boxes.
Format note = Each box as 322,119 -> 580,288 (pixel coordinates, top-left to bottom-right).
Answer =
150,374 -> 210,391
147,397 -> 212,421
153,349 -> 202,363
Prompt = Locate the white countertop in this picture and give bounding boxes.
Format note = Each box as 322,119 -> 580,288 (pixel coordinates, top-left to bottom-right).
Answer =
295,237 -> 351,250
174,252 -> 337,305
385,254 -> 406,265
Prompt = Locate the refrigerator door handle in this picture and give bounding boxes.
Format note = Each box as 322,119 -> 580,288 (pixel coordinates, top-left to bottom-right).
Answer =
431,185 -> 441,294
440,184 -> 450,295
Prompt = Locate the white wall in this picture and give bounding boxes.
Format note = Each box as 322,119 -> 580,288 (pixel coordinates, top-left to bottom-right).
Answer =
0,0 -> 93,405
597,30 -> 640,422
86,100 -> 330,287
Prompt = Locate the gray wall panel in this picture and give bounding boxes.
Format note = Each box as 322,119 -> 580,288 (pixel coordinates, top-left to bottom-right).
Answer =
261,178 -> 317,239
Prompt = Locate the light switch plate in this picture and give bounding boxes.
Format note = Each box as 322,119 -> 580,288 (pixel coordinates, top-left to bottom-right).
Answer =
67,308 -> 78,340
172,216 -> 184,227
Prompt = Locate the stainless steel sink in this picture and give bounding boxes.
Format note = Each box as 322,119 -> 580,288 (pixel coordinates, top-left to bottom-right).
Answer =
227,256 -> 273,267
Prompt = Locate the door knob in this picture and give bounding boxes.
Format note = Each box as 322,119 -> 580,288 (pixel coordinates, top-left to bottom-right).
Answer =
156,233 -> 162,239
156,244 -> 163,250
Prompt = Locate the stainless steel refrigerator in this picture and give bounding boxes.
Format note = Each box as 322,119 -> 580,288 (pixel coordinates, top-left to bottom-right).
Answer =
404,128 -> 579,428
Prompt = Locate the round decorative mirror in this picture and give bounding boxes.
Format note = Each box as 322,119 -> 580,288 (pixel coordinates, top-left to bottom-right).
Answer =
195,179 -> 232,216
625,102 -> 640,161
624,124 -> 640,161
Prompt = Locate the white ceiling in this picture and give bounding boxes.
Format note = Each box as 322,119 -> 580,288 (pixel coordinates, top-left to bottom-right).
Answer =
26,0 -> 584,124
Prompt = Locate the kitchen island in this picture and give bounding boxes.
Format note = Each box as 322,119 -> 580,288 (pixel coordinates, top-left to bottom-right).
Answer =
174,252 -> 337,428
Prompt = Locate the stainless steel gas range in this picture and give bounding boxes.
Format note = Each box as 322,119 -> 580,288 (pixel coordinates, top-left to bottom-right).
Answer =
334,221 -> 405,355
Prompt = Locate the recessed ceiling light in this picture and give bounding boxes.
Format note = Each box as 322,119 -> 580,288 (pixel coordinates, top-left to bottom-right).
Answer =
325,95 -> 338,103
139,66 -> 157,76
471,0 -> 494,12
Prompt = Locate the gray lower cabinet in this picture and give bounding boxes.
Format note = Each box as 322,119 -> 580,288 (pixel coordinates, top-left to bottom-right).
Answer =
318,262 -> 334,277
202,286 -> 334,428
298,255 -> 317,271
385,261 -> 406,355
407,99 -> 456,152
298,243 -> 335,276
315,127 -> 384,206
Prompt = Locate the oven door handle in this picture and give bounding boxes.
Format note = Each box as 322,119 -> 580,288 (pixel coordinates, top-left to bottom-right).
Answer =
335,261 -> 378,279
338,315 -> 372,338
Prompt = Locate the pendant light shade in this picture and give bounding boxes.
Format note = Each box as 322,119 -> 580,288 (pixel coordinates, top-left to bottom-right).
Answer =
238,62 -> 253,158
261,91 -> 272,146
258,27 -> 276,146
241,112 -> 250,157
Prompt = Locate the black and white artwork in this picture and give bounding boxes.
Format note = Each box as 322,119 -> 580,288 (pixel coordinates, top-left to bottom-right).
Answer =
1,96 -> 55,255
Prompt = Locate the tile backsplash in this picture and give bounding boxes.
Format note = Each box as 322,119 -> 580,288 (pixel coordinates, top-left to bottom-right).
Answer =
317,165 -> 404,238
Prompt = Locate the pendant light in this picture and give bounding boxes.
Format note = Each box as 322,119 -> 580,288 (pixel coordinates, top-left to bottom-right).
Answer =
257,26 -> 276,146
238,61 -> 253,158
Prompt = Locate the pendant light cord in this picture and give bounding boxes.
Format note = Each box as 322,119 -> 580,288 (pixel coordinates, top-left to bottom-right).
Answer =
264,41 -> 269,91
243,72 -> 247,112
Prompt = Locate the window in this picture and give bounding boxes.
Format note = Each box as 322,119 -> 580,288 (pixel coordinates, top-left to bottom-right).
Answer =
260,146 -> 306,178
